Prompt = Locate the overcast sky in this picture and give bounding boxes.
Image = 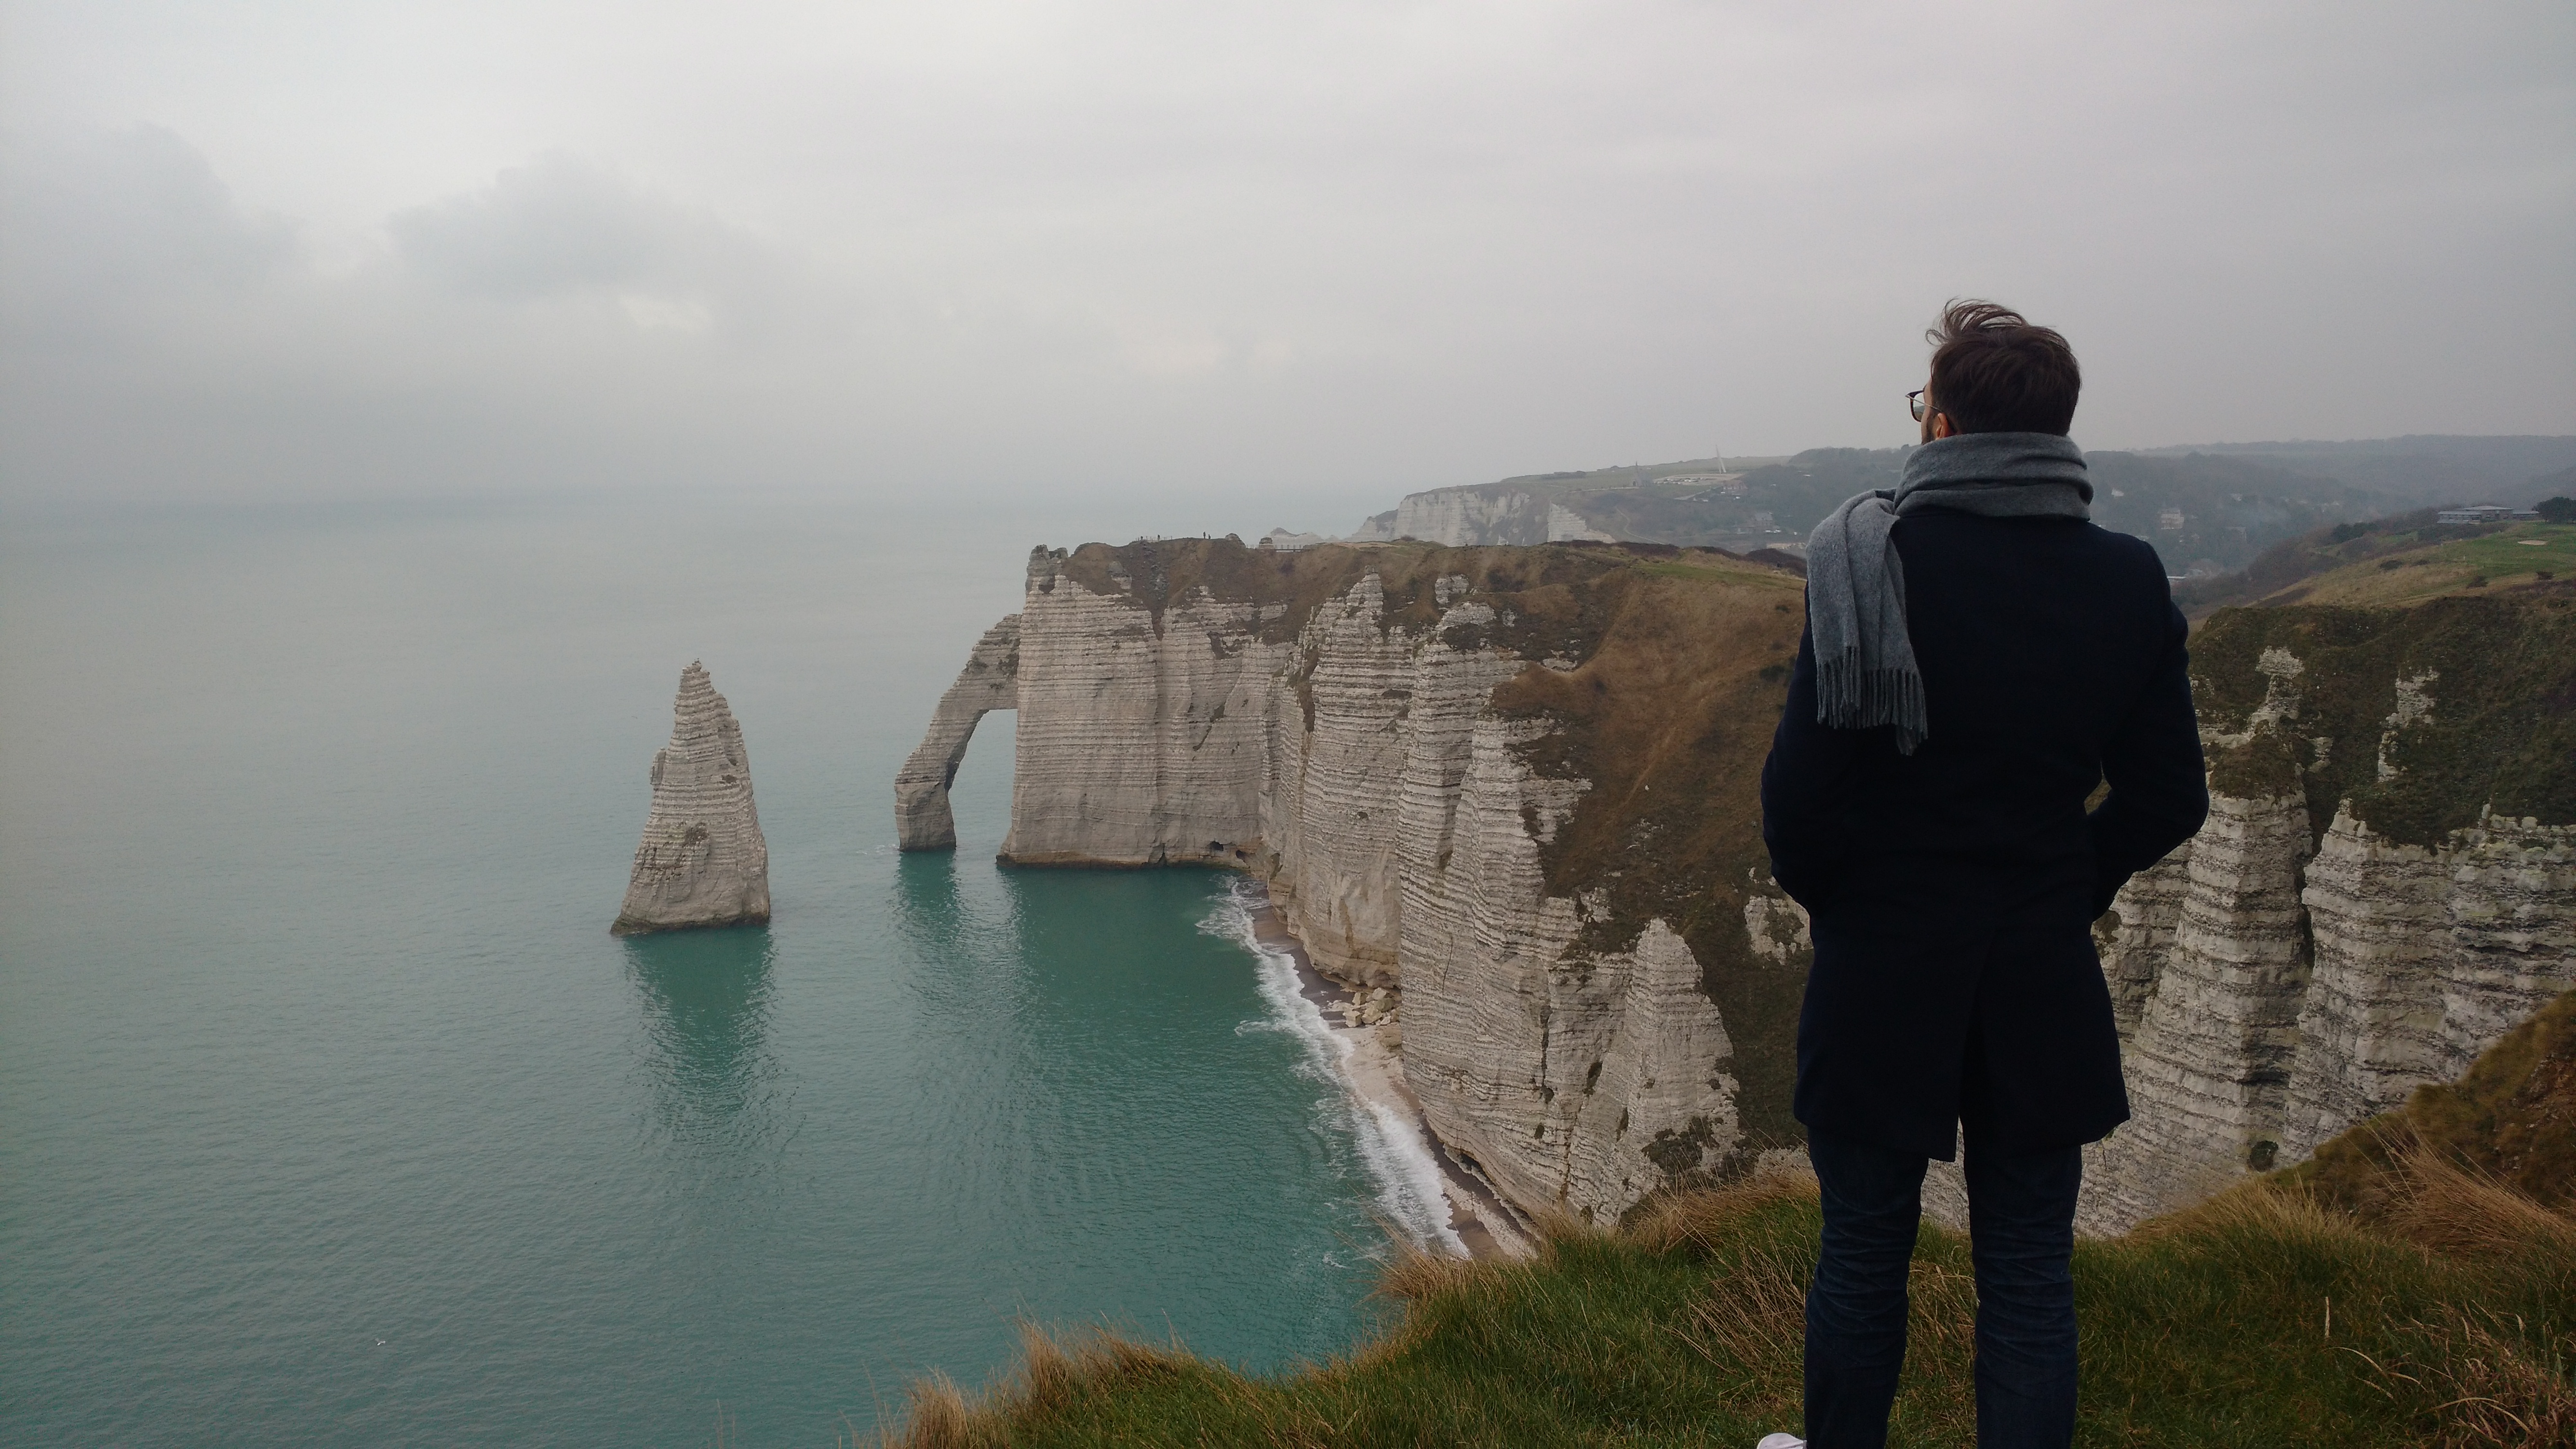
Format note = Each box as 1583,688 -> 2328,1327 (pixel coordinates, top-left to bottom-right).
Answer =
2,0 -> 2570,511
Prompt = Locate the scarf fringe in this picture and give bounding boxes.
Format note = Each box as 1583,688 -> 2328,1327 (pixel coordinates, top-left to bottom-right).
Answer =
1814,653 -> 1928,756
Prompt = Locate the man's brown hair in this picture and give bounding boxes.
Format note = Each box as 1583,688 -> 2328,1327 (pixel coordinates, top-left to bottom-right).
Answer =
1925,300 -> 2081,436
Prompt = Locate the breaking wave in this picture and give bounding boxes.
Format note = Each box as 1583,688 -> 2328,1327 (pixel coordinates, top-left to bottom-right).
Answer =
1202,879 -> 1467,1257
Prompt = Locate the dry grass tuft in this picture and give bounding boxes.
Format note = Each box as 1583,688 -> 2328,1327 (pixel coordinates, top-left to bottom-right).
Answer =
1900,1260 -> 1979,1356
2133,1170 -> 2375,1254
1629,1165 -> 1818,1257
1373,1240 -> 1486,1304
2299,988 -> 2576,1221
1529,1203 -> 1607,1252
884,1373 -> 982,1449
1677,1238 -> 1808,1379
2381,1146 -> 2576,1265
2354,1308 -> 2576,1448
880,1325 -> 1195,1448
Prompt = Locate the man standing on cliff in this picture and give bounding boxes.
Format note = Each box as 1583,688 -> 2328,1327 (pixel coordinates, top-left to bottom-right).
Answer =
1754,302 -> 2210,1449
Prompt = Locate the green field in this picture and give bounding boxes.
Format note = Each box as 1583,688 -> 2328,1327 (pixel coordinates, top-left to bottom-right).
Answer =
2441,521 -> 2576,580
2267,521 -> 2576,608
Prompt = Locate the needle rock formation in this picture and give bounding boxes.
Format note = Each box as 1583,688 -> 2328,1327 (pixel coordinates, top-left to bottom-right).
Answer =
614,662 -> 770,935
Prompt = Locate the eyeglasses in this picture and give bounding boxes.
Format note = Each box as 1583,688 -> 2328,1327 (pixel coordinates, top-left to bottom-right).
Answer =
1907,389 -> 1934,422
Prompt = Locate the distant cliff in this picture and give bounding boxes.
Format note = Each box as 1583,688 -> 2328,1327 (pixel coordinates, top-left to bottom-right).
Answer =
898,538 -> 2576,1231
1341,437 -> 2576,574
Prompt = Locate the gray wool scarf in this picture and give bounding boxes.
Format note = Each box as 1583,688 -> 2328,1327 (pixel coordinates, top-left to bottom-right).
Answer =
1802,431 -> 2093,754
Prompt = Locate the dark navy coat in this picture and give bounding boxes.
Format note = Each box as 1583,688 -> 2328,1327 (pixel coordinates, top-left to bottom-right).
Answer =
1760,510 -> 2209,1161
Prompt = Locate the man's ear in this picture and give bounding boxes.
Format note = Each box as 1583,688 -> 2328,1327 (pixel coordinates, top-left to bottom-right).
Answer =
1931,413 -> 1957,440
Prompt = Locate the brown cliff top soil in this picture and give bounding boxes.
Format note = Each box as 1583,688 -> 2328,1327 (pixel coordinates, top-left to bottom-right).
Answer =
1051,536 -> 1635,645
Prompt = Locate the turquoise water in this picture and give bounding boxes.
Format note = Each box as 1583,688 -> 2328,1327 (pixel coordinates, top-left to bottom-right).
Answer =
0,498 -> 1434,1445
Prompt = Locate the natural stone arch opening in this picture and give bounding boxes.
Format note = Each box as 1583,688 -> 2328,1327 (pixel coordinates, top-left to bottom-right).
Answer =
894,617 -> 1020,851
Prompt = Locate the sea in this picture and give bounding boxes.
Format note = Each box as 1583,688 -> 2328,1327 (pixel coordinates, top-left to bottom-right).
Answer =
0,492 -> 1452,1446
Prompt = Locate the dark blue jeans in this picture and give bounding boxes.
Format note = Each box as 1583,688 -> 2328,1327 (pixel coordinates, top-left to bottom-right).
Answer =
1803,1128 -> 2082,1449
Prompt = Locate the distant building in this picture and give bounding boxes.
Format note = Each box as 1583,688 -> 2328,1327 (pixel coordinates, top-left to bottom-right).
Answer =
1751,510 -> 1778,533
2158,509 -> 2186,532
2436,505 -> 2540,524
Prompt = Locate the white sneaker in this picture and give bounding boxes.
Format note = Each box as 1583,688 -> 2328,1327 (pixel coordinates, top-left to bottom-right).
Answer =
1755,1436 -> 1806,1449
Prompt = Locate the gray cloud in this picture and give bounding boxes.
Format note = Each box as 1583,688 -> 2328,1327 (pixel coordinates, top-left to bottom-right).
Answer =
0,1 -> 2569,513
386,154 -> 769,315
2,126 -> 296,338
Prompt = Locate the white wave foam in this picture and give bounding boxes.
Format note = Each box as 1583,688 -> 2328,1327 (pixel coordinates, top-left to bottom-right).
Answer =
1202,880 -> 1467,1257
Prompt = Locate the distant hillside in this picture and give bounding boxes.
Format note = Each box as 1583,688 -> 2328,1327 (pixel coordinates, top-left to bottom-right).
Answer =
2175,514 -> 2576,615
2138,435 -> 2576,506
1340,435 -> 2576,579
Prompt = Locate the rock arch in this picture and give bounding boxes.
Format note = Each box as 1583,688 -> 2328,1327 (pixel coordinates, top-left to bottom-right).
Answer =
894,616 -> 1020,850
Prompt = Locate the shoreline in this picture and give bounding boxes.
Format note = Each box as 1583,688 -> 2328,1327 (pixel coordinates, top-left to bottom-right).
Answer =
1247,901 -> 1537,1261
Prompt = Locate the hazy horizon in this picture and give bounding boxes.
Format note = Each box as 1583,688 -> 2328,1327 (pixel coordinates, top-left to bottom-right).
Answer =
4,1 -> 2571,513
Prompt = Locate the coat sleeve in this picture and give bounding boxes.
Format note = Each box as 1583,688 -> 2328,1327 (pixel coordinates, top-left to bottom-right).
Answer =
2086,597 -> 2211,915
1761,612 -> 1869,908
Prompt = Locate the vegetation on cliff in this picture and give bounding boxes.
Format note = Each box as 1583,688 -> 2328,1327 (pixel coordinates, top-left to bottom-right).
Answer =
2177,516 -> 2576,615
2189,575 -> 2576,846
1483,548 -> 1810,1160
878,997 -> 2574,1449
2296,986 -> 2576,1219
1040,535 -> 1821,1168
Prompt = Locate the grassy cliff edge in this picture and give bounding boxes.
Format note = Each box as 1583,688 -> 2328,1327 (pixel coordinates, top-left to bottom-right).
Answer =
878,992 -> 2575,1449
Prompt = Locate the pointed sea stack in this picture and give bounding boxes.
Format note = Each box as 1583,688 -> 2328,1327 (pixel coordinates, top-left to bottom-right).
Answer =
612,662 -> 771,935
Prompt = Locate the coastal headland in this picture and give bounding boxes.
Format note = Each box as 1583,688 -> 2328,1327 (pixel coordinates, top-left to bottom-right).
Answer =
897,530 -> 2576,1239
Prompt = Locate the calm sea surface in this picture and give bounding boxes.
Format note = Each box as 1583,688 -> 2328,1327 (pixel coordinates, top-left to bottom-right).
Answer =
0,496 -> 1439,1446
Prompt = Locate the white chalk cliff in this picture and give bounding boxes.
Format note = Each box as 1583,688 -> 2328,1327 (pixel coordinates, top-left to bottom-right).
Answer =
2066,649 -> 2576,1231
899,540 -> 1793,1225
1930,608 -> 2576,1234
895,617 -> 1021,852
614,662 -> 770,935
902,544 -> 2574,1232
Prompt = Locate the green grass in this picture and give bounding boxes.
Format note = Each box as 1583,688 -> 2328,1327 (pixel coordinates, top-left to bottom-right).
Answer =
2252,522 -> 2576,610
2438,522 -> 2576,584
877,991 -> 2576,1445
880,1166 -> 2574,1449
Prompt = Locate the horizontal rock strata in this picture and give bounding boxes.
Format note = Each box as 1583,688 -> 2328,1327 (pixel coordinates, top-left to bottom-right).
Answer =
901,537 -> 1811,1224
895,616 -> 1020,851
2061,594 -> 2576,1233
615,662 -> 769,935
907,547 -> 2575,1236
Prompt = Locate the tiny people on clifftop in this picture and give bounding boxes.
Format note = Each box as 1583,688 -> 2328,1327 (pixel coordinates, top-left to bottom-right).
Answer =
1753,301 -> 2211,1449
